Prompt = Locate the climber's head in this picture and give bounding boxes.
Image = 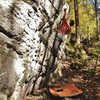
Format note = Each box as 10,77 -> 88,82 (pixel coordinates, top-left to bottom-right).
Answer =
70,20 -> 74,26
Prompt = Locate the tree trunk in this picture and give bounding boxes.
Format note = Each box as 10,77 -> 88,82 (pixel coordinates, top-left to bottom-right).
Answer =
94,0 -> 99,40
74,0 -> 80,45
0,0 -> 68,100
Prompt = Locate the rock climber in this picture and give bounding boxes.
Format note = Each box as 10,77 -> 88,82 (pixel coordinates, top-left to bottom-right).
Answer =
53,6 -> 74,57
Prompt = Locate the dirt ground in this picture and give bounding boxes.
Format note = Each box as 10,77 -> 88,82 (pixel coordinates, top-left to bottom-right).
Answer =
24,39 -> 100,100
24,59 -> 100,100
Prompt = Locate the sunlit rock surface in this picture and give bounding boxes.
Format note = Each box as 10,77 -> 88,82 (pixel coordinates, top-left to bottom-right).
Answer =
0,0 -> 66,99
0,0 -> 43,93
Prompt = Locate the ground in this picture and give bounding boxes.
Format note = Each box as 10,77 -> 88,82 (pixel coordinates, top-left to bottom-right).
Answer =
24,37 -> 100,100
24,59 -> 100,100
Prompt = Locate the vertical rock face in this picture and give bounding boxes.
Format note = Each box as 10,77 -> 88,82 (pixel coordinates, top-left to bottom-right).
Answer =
0,0 -> 67,99
0,93 -> 7,100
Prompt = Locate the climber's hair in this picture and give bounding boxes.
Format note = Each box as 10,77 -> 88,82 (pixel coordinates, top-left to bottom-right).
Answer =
70,20 -> 74,26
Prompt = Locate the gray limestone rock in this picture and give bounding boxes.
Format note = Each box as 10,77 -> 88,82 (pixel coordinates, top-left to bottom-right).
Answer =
0,0 -> 68,100
0,93 -> 7,100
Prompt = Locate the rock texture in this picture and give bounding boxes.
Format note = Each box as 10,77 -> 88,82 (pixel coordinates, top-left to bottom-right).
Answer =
0,93 -> 7,100
0,0 -> 67,100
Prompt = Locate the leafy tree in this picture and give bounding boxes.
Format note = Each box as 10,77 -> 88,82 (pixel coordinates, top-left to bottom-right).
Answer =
68,0 -> 97,41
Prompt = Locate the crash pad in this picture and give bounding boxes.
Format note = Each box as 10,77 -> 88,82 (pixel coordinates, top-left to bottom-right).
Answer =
49,83 -> 83,97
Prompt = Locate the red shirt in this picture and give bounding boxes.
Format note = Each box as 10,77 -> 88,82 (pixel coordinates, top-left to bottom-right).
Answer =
58,19 -> 71,35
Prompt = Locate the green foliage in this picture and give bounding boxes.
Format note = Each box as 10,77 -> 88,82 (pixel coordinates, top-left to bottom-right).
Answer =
79,4 -> 96,37
91,49 -> 100,57
67,0 -> 97,38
